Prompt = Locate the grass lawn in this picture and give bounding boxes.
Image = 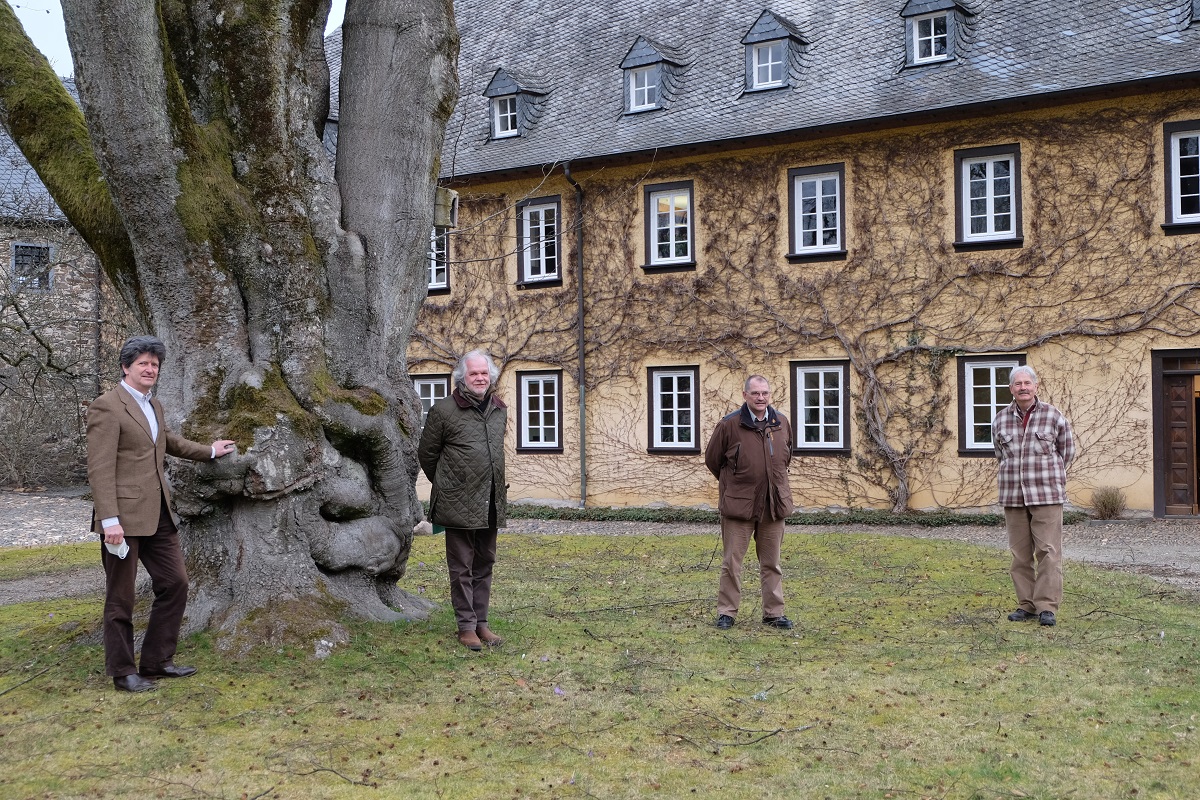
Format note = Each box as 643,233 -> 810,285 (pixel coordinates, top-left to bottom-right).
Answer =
0,531 -> 1196,799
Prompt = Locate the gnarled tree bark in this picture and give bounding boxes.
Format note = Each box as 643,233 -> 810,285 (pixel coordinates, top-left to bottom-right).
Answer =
0,0 -> 458,650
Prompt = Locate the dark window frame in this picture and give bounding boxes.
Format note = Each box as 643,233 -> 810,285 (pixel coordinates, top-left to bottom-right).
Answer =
11,242 -> 52,292
904,10 -> 955,67
956,354 -> 1027,457
412,373 -> 451,430
953,144 -> 1024,250
642,180 -> 696,273
516,369 -> 564,452
646,365 -> 701,455
624,64 -> 662,114
1163,119 -> 1200,235
427,227 -> 451,296
516,195 -> 564,288
790,360 -> 851,456
787,163 -> 847,260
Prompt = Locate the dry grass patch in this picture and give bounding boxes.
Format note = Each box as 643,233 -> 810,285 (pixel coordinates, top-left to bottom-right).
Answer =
0,532 -> 1196,799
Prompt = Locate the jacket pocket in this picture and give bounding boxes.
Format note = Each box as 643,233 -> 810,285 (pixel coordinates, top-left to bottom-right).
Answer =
724,442 -> 741,473
116,485 -> 141,499
1033,431 -> 1056,455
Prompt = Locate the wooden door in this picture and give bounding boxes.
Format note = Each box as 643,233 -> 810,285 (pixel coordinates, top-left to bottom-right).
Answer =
1163,374 -> 1196,515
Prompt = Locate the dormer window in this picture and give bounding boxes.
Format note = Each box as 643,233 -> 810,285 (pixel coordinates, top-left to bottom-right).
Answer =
629,67 -> 659,111
741,11 -> 806,92
751,41 -> 786,88
483,68 -> 551,140
620,36 -> 686,114
901,1 -> 968,67
912,12 -> 949,63
492,95 -> 518,138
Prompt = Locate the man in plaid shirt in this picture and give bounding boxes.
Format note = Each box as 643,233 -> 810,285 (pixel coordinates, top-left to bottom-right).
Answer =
992,365 -> 1076,627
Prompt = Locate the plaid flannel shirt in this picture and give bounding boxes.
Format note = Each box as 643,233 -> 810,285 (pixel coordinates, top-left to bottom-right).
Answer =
992,400 -> 1076,507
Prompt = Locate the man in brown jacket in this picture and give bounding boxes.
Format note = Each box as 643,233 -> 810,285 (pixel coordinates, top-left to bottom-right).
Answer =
87,335 -> 235,692
705,375 -> 796,631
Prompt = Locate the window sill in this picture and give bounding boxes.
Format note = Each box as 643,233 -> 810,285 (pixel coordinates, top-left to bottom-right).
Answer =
905,56 -> 955,69
958,448 -> 997,458
516,446 -> 565,454
1161,221 -> 1200,236
952,237 -> 1024,252
793,447 -> 850,457
786,249 -> 847,264
517,277 -> 564,290
647,446 -> 701,456
426,285 -> 451,296
744,83 -> 788,94
641,261 -> 697,274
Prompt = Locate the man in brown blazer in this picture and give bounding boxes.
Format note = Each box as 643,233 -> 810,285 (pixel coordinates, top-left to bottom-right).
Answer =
87,335 -> 235,692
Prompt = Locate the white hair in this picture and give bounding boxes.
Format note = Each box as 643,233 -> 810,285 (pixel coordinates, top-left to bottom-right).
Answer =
452,349 -> 500,385
1009,364 -> 1038,384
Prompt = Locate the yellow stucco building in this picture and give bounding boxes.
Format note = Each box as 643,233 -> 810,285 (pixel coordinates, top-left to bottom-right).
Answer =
392,1 -> 1200,516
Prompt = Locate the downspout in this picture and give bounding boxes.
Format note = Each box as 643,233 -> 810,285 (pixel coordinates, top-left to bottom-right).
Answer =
563,162 -> 587,507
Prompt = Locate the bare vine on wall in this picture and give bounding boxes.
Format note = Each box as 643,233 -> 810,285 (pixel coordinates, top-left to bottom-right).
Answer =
412,96 -> 1200,511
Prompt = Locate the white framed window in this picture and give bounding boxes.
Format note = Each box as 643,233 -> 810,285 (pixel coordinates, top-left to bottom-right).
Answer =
644,181 -> 693,268
789,166 -> 843,254
428,228 -> 449,291
1166,123 -> 1200,226
518,198 -> 560,283
648,366 -> 699,452
413,375 -> 450,428
518,371 -> 561,451
912,13 -> 950,63
955,145 -> 1022,246
11,243 -> 51,291
792,361 -> 850,453
628,66 -> 658,112
492,95 -> 518,138
751,41 -> 786,89
957,355 -> 1023,453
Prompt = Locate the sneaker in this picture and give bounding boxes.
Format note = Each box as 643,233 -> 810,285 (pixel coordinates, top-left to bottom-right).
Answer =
715,614 -> 734,630
762,615 -> 795,630
1039,611 -> 1057,627
1007,608 -> 1037,622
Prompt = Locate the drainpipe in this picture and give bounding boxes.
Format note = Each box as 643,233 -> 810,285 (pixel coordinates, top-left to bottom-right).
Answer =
563,162 -> 587,508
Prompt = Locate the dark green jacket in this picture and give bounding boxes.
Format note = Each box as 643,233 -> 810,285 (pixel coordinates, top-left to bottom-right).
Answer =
418,388 -> 507,529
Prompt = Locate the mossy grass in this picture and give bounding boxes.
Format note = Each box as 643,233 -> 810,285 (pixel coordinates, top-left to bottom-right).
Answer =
0,541 -> 93,581
1,533 -> 1196,798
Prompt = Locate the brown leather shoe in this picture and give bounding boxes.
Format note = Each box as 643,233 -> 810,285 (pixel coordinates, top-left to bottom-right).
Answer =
140,663 -> 197,679
114,673 -> 158,693
457,630 -> 483,651
477,625 -> 503,646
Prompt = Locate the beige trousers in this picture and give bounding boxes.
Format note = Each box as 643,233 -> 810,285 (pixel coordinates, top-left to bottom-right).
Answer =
1004,504 -> 1064,614
716,516 -> 785,619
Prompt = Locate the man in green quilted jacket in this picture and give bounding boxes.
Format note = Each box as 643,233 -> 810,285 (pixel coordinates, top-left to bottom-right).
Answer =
417,349 -> 508,651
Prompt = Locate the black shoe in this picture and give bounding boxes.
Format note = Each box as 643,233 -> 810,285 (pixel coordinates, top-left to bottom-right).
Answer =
1039,611 -> 1057,627
114,673 -> 158,693
762,616 -> 794,630
1008,608 -> 1037,622
140,663 -> 197,679
715,614 -> 734,630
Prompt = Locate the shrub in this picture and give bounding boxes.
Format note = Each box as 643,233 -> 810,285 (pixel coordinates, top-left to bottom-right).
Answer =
1091,486 -> 1128,520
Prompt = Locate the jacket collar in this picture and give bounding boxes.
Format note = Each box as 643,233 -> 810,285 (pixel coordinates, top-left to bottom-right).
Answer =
452,387 -> 507,410
738,403 -> 780,430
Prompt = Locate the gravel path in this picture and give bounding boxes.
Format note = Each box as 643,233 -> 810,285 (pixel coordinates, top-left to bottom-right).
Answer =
3,489 -> 1198,605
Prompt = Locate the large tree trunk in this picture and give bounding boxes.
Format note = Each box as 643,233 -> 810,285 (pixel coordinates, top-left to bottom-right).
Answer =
0,0 -> 459,648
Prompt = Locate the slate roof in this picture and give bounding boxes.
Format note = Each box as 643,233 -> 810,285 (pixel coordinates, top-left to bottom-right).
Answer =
348,0 -> 1200,181
0,79 -> 76,222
